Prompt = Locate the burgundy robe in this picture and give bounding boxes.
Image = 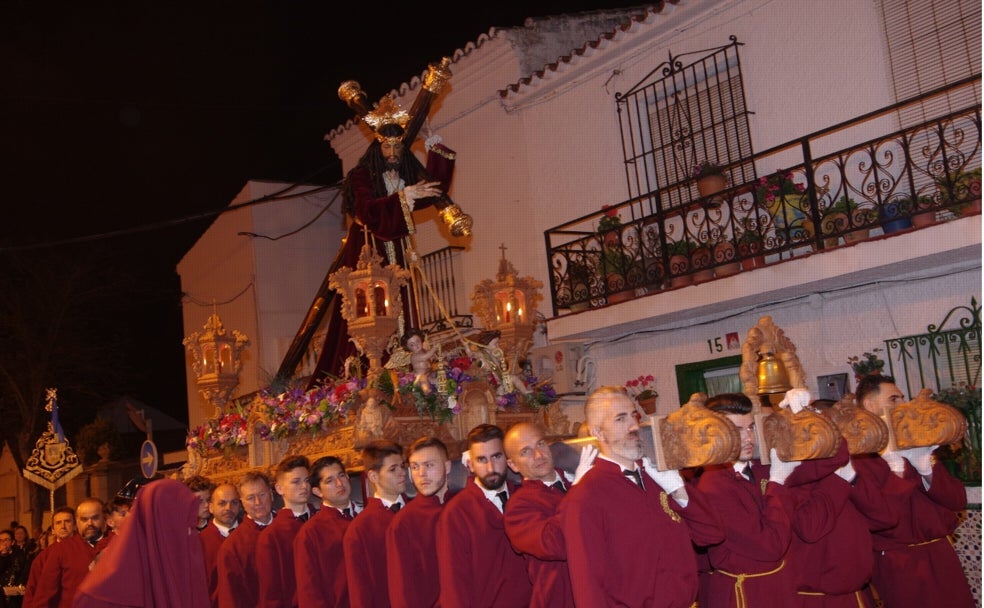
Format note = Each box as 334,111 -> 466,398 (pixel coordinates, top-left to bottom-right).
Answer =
70,479 -> 208,608
502,472 -> 573,608
294,506 -> 352,608
784,440 -> 896,607
26,533 -> 111,608
852,453 -> 975,608
343,498 -> 397,608
199,522 -> 231,608
693,460 -> 795,608
385,492 -> 452,608
436,479 -> 531,608
559,458 -> 723,608
256,509 -> 305,608
216,517 -> 265,608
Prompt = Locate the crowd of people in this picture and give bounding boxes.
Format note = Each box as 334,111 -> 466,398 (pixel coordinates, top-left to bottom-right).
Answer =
14,373 -> 976,608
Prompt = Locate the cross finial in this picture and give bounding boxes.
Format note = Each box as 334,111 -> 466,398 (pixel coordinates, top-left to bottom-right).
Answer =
499,243 -> 507,259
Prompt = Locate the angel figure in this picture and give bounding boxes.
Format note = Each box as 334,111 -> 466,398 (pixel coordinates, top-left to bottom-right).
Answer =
472,330 -> 531,396
387,328 -> 439,393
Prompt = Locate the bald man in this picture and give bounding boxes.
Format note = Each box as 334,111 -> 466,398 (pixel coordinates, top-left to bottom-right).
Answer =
558,386 -> 724,607
503,422 -> 592,608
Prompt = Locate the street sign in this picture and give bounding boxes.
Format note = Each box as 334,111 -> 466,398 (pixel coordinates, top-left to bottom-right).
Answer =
140,440 -> 158,479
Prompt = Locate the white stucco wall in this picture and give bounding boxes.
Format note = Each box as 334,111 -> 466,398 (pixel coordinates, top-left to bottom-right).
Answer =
178,180 -> 345,427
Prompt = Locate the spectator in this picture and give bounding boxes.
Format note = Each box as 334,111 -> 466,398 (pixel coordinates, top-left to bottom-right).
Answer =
217,471 -> 275,608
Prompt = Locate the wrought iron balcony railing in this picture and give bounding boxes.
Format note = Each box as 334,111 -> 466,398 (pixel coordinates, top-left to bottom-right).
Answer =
545,76 -> 982,315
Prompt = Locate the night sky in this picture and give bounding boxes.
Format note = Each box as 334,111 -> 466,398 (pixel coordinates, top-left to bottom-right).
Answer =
3,2 -> 643,427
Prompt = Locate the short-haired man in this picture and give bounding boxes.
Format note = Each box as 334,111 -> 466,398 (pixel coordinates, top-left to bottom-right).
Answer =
257,455 -> 312,608
294,456 -> 361,608
217,471 -> 275,608
184,475 -> 215,532
503,421 -> 594,608
851,374 -> 975,607
200,483 -> 241,608
26,498 -> 111,608
386,436 -> 454,608
24,506 -> 76,602
436,424 -> 532,607
343,439 -> 407,608
103,496 -> 131,536
694,392 -> 797,608
559,386 -> 724,607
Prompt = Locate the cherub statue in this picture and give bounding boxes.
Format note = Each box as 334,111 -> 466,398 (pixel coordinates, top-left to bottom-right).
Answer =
387,328 -> 439,394
471,329 -> 531,396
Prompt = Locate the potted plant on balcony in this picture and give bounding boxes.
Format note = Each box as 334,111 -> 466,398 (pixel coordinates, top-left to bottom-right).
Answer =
756,169 -> 809,237
822,195 -> 875,246
666,239 -> 696,288
564,256 -> 593,312
693,161 -> 729,198
737,217 -> 768,270
597,204 -> 623,247
900,193 -> 940,228
878,195 -> 914,234
690,239 -> 715,284
600,242 -> 637,305
937,167 -> 982,218
712,234 -> 742,278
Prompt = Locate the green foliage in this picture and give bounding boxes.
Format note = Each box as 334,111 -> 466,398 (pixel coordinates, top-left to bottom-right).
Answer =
846,348 -> 885,379
74,417 -> 124,465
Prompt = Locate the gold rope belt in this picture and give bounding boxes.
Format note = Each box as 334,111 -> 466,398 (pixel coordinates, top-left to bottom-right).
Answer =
715,560 -> 785,608
797,589 -> 867,608
907,535 -> 950,547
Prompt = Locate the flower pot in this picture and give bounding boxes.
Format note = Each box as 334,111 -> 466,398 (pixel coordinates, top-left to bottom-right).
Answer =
690,247 -> 714,284
881,217 -> 912,233
843,228 -> 870,244
637,396 -> 657,415
605,290 -> 635,305
956,197 -> 982,217
879,203 -> 913,234
713,242 -> 741,278
668,254 -> 692,288
697,174 -> 728,198
738,240 -> 767,270
911,210 -> 938,228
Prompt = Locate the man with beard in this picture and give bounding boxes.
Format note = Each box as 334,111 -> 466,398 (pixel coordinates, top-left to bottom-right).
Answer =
343,440 -> 407,608
200,483 -> 241,608
559,386 -> 724,607
257,455 -> 312,608
692,392 -> 799,608
24,508 -> 75,602
386,436 -> 454,608
25,498 -> 111,608
294,456 -> 361,608
436,424 -> 531,607
217,471 -> 275,608
503,422 -> 596,608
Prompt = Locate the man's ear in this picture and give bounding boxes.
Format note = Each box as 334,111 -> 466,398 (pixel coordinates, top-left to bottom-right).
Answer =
443,459 -> 452,477
366,470 -> 379,487
311,486 -> 324,500
505,458 -> 519,475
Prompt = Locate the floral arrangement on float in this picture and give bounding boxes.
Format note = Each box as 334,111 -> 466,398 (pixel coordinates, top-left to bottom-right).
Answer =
185,351 -> 560,453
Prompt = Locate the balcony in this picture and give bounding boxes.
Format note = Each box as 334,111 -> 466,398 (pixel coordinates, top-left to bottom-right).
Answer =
545,77 -> 982,331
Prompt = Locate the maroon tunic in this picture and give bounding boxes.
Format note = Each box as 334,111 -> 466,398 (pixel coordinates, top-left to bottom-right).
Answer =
783,440 -> 896,607
199,522 -> 230,608
851,453 -> 975,608
294,507 -> 352,608
502,472 -> 573,608
693,461 -> 795,608
71,479 -> 208,608
385,493 -> 450,608
559,458 -> 722,607
256,509 -> 305,608
343,498 -> 396,608
436,479 -> 531,608
216,517 -> 265,608
26,533 -> 111,608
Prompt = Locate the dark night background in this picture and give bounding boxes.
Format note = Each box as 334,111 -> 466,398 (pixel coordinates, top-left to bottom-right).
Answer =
2,2 -> 642,439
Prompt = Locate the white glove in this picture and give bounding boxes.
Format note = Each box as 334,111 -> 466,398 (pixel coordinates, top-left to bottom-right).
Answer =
768,448 -> 801,485
460,450 -> 471,471
642,456 -> 684,495
879,448 -> 906,474
899,445 -> 938,476
778,388 -> 811,414
572,445 -> 598,485
834,459 -> 856,483
424,133 -> 444,151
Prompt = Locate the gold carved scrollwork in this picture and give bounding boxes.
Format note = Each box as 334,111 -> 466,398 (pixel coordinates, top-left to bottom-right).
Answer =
657,402 -> 741,469
821,397 -> 889,455
890,388 -> 969,449
763,407 -> 840,461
